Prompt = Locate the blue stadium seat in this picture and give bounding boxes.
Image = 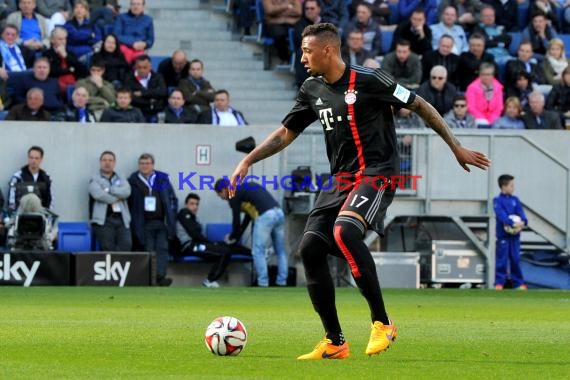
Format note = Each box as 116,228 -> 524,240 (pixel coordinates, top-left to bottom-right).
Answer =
508,32 -> 522,56
381,30 -> 394,55
388,3 -> 399,25
560,35 -> 570,57
66,85 -> 75,105
206,223 -> 233,242
518,4 -> 529,32
151,56 -> 168,71
0,110 -> 7,120
57,222 -> 92,252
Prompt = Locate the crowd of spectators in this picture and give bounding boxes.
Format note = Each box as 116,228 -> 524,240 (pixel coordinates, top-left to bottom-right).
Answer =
0,0 -> 249,126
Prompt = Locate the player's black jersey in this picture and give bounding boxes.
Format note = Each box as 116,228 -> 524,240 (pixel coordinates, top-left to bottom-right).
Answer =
282,65 -> 415,176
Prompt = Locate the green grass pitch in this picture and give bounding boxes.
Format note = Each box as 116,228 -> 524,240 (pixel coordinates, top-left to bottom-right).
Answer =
1,287 -> 570,379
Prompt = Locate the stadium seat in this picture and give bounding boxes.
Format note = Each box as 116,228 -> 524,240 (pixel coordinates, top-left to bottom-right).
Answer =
254,0 -> 275,69
0,110 -> 7,120
206,223 -> 233,242
381,30 -> 394,55
518,4 -> 529,32
508,32 -> 522,56
151,55 -> 168,71
66,85 -> 75,104
57,222 -> 92,252
388,3 -> 399,25
560,35 -> 570,57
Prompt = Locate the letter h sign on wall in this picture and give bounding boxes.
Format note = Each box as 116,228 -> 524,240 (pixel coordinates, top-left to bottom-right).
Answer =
196,145 -> 211,166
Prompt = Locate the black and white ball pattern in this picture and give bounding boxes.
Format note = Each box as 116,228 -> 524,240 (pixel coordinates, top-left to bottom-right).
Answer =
204,316 -> 247,356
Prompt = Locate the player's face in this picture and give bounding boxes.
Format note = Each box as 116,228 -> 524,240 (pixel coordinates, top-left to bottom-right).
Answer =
27,150 -> 43,171
300,36 -> 330,77
100,154 -> 116,174
502,180 -> 515,195
216,188 -> 229,200
185,198 -> 199,215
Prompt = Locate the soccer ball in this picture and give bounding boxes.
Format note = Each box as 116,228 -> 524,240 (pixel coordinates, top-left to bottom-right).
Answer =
504,215 -> 522,235
204,316 -> 247,356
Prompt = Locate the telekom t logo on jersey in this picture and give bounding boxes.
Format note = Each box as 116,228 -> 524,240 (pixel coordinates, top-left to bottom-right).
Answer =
318,108 -> 334,130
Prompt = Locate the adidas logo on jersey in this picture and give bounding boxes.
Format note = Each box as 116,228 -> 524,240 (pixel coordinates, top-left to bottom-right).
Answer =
315,98 -> 323,106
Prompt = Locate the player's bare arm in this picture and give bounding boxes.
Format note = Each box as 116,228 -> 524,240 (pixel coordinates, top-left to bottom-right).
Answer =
229,126 -> 300,197
407,95 -> 491,172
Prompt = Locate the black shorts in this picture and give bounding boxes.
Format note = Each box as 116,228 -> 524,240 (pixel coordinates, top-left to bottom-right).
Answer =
304,174 -> 395,242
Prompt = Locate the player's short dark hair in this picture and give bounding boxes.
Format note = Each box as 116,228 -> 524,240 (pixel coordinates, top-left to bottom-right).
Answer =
301,23 -> 340,46
116,87 -> 132,96
498,174 -> 514,189
28,145 -> 44,158
185,193 -> 200,203
100,150 -> 116,160
214,178 -> 230,192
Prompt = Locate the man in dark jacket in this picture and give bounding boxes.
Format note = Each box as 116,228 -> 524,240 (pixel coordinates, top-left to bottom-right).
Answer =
391,8 -> 432,56
128,153 -> 178,286
157,49 -> 189,88
6,87 -> 51,121
422,34 -> 459,82
416,65 -> 458,115
522,91 -> 563,129
124,54 -> 166,122
164,89 -> 198,124
455,33 -> 496,91
99,88 -> 145,123
8,145 -> 53,212
178,59 -> 215,114
176,193 -> 241,288
198,89 -> 247,126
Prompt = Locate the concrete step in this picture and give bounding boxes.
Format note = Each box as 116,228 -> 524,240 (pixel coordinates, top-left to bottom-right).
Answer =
147,8 -> 210,20
206,60 -> 263,70
232,89 -> 296,101
154,28 -> 233,41
146,0 -> 203,9
233,99 -> 294,112
208,78 -> 292,90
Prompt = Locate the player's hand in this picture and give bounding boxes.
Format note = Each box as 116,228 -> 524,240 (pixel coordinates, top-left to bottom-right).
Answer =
229,160 -> 250,198
453,146 -> 491,172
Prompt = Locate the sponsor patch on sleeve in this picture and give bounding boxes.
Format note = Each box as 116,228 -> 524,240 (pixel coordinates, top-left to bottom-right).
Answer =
393,84 -> 411,103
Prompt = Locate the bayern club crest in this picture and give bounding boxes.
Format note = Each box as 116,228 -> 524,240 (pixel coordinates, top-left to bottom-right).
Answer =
344,90 -> 357,105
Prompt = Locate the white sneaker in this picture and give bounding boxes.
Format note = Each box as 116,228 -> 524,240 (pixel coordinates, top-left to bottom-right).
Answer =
202,279 -> 220,288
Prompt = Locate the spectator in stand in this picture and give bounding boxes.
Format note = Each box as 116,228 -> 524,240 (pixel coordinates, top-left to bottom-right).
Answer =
472,5 -> 512,63
164,88 -> 198,124
465,62 -> 504,127
113,0 -> 153,64
8,145 -> 53,212
64,0 -> 102,62
505,71 -> 534,110
481,0 -> 518,32
0,64 -> 9,109
7,0 -> 50,52
99,87 -> 144,122
443,94 -> 477,128
438,0 -> 483,32
320,0 -> 349,33
345,3 -> 382,57
87,0 -> 120,35
455,33 -> 496,91
198,89 -> 247,126
394,107 -> 426,128
430,5 -> 468,55
292,0 -> 321,88
75,57 -> 116,119
546,66 -> 570,127
422,34 -> 459,82
233,0 -> 255,36
0,0 -> 17,21
157,49 -> 189,88
0,24 -> 34,72
124,54 -> 166,123
541,38 -> 570,86
350,0 -> 391,26
493,96 -> 525,129
36,0 -> 71,33
391,8 -> 432,56
128,152 -> 178,287
522,90 -> 563,129
382,39 -> 422,89
57,85 -> 96,122
522,11 -> 558,57
399,0 -> 438,25
505,41 -> 547,89
89,150 -> 132,252
178,58 -> 215,114
6,87 -> 51,121
91,33 -> 130,87
13,57 -> 64,113
341,29 -> 374,67
262,0 -> 302,64
417,65 -> 458,116
43,26 -> 88,97
531,0 -> 560,30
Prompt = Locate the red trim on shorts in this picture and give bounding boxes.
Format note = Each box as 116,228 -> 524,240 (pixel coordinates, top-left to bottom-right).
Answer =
334,225 -> 361,278
347,70 -> 365,175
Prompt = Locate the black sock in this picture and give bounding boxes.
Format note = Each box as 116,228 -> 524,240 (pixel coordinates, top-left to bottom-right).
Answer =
326,332 -> 345,346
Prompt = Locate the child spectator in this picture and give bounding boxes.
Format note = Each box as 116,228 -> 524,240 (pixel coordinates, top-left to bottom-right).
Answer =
493,174 -> 528,290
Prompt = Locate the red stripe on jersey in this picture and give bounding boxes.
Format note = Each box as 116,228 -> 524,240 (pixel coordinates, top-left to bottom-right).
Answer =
347,70 -> 365,175
334,225 -> 361,278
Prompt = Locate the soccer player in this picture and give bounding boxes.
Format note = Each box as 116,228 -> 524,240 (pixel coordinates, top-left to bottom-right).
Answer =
227,23 -> 491,359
